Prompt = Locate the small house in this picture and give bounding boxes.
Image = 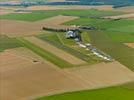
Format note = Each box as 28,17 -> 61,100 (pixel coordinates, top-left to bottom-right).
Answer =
65,30 -> 76,38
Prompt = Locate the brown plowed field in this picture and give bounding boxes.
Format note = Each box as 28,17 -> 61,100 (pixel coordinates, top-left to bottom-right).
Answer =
0,48 -> 86,100
0,15 -> 78,37
1,48 -> 134,100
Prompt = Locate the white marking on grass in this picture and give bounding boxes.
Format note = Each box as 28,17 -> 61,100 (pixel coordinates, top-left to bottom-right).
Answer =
56,33 -> 65,45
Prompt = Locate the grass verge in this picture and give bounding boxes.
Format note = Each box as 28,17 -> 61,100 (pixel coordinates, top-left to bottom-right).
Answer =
0,35 -> 21,52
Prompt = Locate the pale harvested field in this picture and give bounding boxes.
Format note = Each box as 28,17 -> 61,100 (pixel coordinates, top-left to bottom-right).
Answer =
0,9 -> 13,15
0,6 -> 23,15
7,47 -> 45,62
103,13 -> 134,19
1,48 -> 134,100
0,48 -> 86,100
35,15 -> 79,30
115,6 -> 134,13
125,43 -> 134,49
0,48 -> 42,73
0,6 -> 20,11
35,15 -> 78,26
0,15 -> 78,37
0,19 -> 40,37
25,5 -> 113,11
25,36 -> 86,65
65,61 -> 134,89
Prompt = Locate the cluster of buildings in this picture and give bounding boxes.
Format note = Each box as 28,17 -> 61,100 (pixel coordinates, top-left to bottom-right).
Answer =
65,30 -> 82,42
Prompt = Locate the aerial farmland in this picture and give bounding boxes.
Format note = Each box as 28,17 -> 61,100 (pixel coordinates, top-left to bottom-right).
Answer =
0,0 -> 134,100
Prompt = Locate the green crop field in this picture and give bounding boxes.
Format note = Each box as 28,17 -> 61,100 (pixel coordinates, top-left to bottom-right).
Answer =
89,30 -> 134,71
0,12 -> 58,21
108,25 -> 134,33
65,18 -> 134,32
53,9 -> 122,17
0,35 -> 21,52
100,19 -> 134,34
36,82 -> 134,100
65,18 -> 134,42
81,31 -> 91,43
16,37 -> 73,68
104,31 -> 134,43
0,9 -> 123,21
65,17 -> 109,27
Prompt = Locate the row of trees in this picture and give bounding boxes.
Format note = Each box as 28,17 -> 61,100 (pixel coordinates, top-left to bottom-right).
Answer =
42,27 -> 76,32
